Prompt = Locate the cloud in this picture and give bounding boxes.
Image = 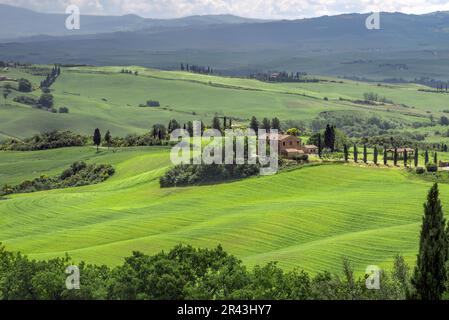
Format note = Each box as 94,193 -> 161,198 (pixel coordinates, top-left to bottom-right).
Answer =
1,0 -> 449,19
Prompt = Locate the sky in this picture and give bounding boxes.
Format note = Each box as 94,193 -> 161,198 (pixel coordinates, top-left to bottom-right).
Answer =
1,0 -> 449,19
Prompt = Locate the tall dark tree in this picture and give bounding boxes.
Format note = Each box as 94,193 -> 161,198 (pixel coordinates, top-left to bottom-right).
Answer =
434,152 -> 438,165
104,130 -> 111,150
187,121 -> 194,136
261,118 -> 271,131
394,148 -> 398,166
414,148 -> 419,167
250,116 -> 259,133
93,128 -> 101,152
411,183 -> 448,300
317,134 -> 322,158
343,144 -> 349,162
404,150 -> 408,167
425,150 -> 429,165
223,116 -> 227,130
168,119 -> 180,133
384,147 -> 388,165
363,144 -> 367,164
212,116 -> 221,131
271,117 -> 280,130
373,146 -> 378,165
324,124 -> 336,152
353,144 -> 358,163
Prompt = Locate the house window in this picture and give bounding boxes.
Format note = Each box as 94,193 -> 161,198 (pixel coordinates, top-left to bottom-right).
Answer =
290,141 -> 292,146
283,142 -> 285,146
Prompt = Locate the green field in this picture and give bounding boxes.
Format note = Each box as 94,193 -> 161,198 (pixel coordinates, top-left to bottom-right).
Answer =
0,146 -> 442,274
1,65 -> 449,141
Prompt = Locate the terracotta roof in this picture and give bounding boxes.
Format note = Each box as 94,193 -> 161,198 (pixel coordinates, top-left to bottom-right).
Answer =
260,133 -> 298,141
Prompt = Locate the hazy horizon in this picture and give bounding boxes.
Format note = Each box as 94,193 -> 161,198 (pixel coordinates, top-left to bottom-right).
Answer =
1,0 -> 449,20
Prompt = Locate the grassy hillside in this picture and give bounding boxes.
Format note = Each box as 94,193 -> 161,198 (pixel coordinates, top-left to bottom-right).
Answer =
2,64 -> 449,141
0,146 -> 442,274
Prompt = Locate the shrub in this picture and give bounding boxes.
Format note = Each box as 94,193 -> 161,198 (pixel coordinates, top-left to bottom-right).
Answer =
0,161 -> 114,196
38,93 -> 53,108
0,131 -> 87,151
18,78 -> 32,92
416,167 -> 425,174
160,164 -> 260,188
58,106 -> 69,113
13,95 -> 38,106
426,163 -> 438,173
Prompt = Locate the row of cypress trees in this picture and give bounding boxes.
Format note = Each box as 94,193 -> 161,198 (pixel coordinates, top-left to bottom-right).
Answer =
340,145 -> 438,167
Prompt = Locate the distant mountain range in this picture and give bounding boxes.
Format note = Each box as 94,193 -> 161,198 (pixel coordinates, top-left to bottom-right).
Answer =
2,4 -> 449,80
0,4 -> 267,40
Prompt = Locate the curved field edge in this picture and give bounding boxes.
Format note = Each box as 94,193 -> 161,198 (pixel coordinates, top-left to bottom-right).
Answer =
0,146 -> 439,274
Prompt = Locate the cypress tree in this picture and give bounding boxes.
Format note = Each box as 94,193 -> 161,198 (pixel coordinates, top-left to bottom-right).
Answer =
394,148 -> 398,166
404,150 -> 408,167
271,117 -> 280,130
212,116 -> 221,131
373,146 -> 378,165
249,116 -> 259,134
363,144 -> 367,163
384,147 -> 388,165
93,128 -> 101,152
104,130 -> 111,150
414,148 -> 419,167
324,124 -> 332,151
353,144 -> 358,163
261,117 -> 271,131
425,150 -> 429,165
411,183 -> 448,300
434,152 -> 438,165
317,134 -> 322,158
343,144 -> 349,162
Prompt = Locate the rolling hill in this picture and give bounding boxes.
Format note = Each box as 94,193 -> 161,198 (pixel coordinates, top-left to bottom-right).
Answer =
1,64 -> 449,143
0,146 -> 440,274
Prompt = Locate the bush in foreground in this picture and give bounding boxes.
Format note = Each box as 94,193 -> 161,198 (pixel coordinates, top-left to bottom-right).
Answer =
0,244 -> 414,300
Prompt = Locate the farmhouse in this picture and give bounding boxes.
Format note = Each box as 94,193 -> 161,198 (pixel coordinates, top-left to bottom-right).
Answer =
302,145 -> 319,155
261,133 -> 318,158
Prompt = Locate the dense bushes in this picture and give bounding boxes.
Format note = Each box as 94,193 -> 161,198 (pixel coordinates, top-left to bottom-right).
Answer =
426,162 -> 438,172
1,161 -> 114,196
0,244 -> 413,300
160,164 -> 260,187
105,132 -> 169,147
18,78 -> 32,92
0,131 -> 87,151
13,95 -> 38,106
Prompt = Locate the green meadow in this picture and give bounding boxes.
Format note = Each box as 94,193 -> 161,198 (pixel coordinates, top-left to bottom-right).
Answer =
1,65 -> 448,140
2,65 -> 449,274
0,146 -> 442,274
